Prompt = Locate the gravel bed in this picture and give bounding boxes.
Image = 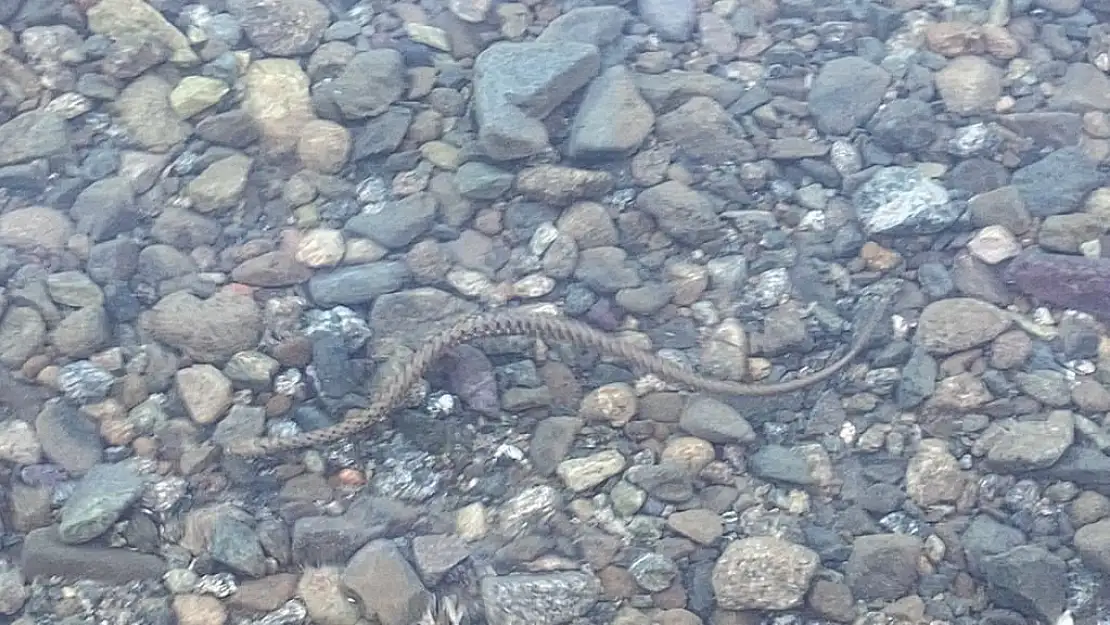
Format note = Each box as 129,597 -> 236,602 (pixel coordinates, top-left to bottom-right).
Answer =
2,0 -> 1110,624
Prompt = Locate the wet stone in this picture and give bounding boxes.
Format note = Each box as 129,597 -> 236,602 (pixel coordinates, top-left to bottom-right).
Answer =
210,515 -> 267,578
712,536 -> 819,611
411,534 -> 471,585
479,572 -> 601,625
58,461 -> 145,544
35,400 -> 102,474
22,526 -> 166,584
307,262 -> 409,307
57,360 -> 115,405
343,539 -> 432,625
1011,147 -> 1104,218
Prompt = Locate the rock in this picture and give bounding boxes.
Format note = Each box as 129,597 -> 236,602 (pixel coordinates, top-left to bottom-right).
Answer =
655,96 -> 756,164
916,298 -> 1011,355
905,439 -> 967,507
984,410 -> 1075,472
935,55 -> 1002,115
712,536 -> 818,610
230,0 -> 329,56
210,515 -> 267,577
351,107 -> 412,160
808,56 -> 891,135
298,567 -> 359,625
1011,147 -> 1104,218
35,400 -> 102,474
455,162 -> 513,200
243,59 -> 315,156
151,207 -> 220,248
231,251 -> 312,287
852,167 -> 958,236
980,545 -> 1067,623
176,364 -> 233,424
298,119 -> 350,174
367,288 -> 479,351
844,534 -> 922,601
1074,518 -> 1110,573
345,193 -> 438,249
69,177 -> 138,242
637,0 -> 695,41
679,396 -> 755,444
86,0 -> 198,65
307,262 -> 410,307
0,206 -> 73,254
113,75 -> 192,152
479,572 -> 600,625
567,66 -> 654,158
343,540 -> 432,625
0,111 -> 68,168
535,6 -> 630,46
143,290 -> 263,363
574,247 -> 642,292
1006,250 -> 1110,320
515,165 -> 613,206
473,41 -> 601,160
0,307 -> 46,367
0,420 -> 42,465
636,180 -> 722,245
411,534 -> 471,586
58,462 -> 145,544
327,50 -> 406,119
185,153 -> 251,213
170,75 -> 229,119
22,526 -> 166,584
50,306 -> 110,358
556,450 -> 626,492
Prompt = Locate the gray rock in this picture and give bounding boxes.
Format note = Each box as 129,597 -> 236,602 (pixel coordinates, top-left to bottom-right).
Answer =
455,161 -> 514,200
844,534 -> 922,602
352,107 -> 412,160
679,396 -> 755,444
87,238 -> 141,284
367,288 -> 479,351
343,539 -> 432,625
57,360 -> 115,405
636,180 -> 722,245
985,410 -> 1075,472
292,495 -> 419,564
852,167 -> 958,236
917,298 -> 1010,356
574,247 -> 642,293
713,536 -> 818,610
535,6 -> 630,46
307,262 -> 410,307
637,0 -> 695,41
980,545 -> 1067,623
0,110 -> 69,166
628,553 -> 677,592
143,290 -> 262,363
0,307 -> 46,368
568,66 -> 654,159
210,516 -> 267,577
480,572 -> 600,625
230,0 -> 329,56
59,462 -> 145,544
329,50 -> 406,119
69,177 -> 138,242
35,400 -> 102,474
1012,147 -> 1104,217
473,42 -> 600,160
808,56 -> 891,135
345,192 -> 438,249
22,526 -> 166,584
655,96 -> 755,164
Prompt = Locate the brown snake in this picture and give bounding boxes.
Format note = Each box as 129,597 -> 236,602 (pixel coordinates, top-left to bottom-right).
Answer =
224,294 -> 891,457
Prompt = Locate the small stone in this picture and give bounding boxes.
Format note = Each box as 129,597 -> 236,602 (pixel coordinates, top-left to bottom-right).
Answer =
175,364 -> 233,424
59,462 -> 145,544
170,76 -> 230,119
295,229 -> 345,268
556,449 -> 626,492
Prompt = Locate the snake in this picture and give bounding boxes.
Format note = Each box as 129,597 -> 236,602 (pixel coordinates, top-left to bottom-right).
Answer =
223,293 -> 892,457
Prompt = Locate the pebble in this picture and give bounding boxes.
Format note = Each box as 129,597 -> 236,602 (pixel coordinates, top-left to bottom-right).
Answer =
175,364 -> 233,424
556,449 -> 626,492
59,461 -> 145,544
